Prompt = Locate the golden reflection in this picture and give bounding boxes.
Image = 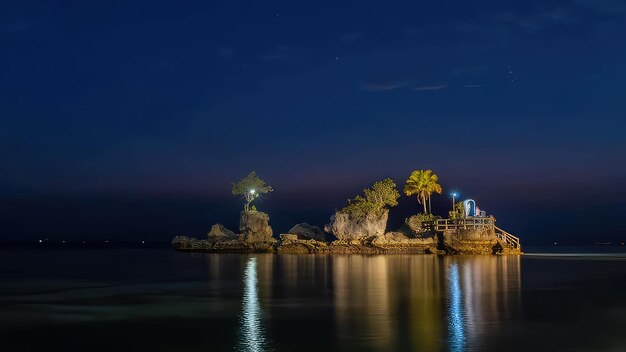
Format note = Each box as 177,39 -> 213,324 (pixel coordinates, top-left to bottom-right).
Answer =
331,255 -> 521,351
333,255 -> 394,349
226,253 -> 520,351
277,254 -> 331,293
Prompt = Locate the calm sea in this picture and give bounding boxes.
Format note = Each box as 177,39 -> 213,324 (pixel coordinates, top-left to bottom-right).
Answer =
1,247 -> 626,351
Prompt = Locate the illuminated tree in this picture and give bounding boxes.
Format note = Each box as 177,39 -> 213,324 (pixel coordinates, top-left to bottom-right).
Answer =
448,202 -> 465,219
232,171 -> 273,211
404,170 -> 442,214
341,178 -> 400,215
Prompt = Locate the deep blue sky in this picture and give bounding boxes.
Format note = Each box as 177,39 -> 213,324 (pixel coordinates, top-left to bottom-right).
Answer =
2,0 -> 625,244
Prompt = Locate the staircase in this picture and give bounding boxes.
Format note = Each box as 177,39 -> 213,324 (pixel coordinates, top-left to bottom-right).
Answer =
494,226 -> 521,251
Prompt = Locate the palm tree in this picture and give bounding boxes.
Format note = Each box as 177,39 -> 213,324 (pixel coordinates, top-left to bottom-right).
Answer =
427,176 -> 442,214
404,170 -> 442,214
404,170 -> 428,213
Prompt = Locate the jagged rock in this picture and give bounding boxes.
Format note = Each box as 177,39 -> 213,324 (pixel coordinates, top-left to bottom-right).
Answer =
368,231 -> 438,253
377,231 -> 410,242
280,234 -> 299,242
287,223 -> 325,242
172,236 -> 197,249
327,241 -> 385,254
191,239 -> 213,249
405,215 -> 426,236
207,224 -> 237,241
172,236 -> 275,252
239,210 -> 274,243
324,209 -> 388,241
171,212 -> 276,252
172,235 -> 189,249
278,234 -> 329,253
397,224 -> 416,238
443,228 -> 500,254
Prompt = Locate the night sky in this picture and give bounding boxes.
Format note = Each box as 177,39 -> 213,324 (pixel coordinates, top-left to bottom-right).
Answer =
2,1 -> 625,245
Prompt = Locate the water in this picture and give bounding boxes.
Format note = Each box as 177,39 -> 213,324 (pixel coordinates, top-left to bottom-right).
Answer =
1,248 -> 626,351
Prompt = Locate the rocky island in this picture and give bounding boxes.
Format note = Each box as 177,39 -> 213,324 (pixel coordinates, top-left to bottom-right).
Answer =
172,171 -> 521,255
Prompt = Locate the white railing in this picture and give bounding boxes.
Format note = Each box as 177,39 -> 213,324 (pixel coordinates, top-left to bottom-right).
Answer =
435,218 -> 495,231
494,226 -> 520,249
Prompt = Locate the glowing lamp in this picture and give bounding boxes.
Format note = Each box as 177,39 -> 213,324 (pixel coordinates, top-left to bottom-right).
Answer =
450,192 -> 458,213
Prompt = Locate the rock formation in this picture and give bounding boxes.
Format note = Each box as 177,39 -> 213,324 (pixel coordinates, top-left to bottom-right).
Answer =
239,210 -> 275,243
171,235 -> 197,249
277,234 -> 329,254
171,212 -> 276,252
324,209 -> 389,241
207,224 -> 238,241
287,223 -> 325,242
172,210 -> 519,255
371,231 -> 439,253
404,215 -> 431,236
442,228 -> 501,254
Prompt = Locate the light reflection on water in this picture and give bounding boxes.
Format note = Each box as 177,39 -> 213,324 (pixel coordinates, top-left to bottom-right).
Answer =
448,263 -> 465,351
237,257 -> 270,352
327,255 -> 521,351
0,250 -> 533,351
240,255 -> 523,351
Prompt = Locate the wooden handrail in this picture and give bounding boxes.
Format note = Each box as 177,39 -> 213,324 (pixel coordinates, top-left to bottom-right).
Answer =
494,226 -> 520,249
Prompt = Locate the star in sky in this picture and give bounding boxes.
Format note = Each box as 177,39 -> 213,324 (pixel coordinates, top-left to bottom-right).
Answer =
506,66 -> 518,83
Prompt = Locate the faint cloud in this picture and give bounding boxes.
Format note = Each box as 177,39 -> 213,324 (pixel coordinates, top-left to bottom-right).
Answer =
339,32 -> 363,43
455,21 -> 498,34
404,26 -> 422,35
496,8 -> 578,33
575,0 -> 626,15
454,8 -> 579,36
358,81 -> 408,92
260,46 -> 306,63
1,20 -> 36,33
451,66 -> 488,75
413,84 -> 447,91
217,47 -> 234,59
463,84 -> 484,88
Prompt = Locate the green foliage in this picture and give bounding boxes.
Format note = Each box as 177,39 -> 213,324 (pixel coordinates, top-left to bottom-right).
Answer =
407,213 -> 440,234
403,169 -> 442,214
232,171 -> 272,195
414,213 -> 439,223
340,178 -> 400,216
232,171 -> 273,211
364,178 -> 400,208
448,202 -> 465,219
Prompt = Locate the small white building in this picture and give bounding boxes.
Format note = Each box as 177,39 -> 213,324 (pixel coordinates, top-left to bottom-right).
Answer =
463,199 -> 486,217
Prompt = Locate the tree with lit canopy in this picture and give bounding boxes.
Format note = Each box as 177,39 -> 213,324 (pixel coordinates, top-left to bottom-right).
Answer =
341,178 -> 400,215
403,170 -> 442,214
232,171 -> 273,211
